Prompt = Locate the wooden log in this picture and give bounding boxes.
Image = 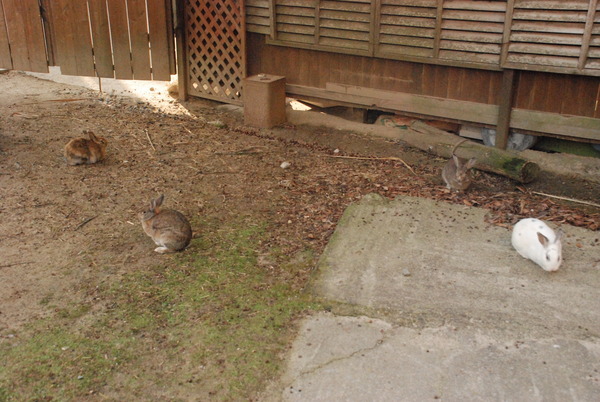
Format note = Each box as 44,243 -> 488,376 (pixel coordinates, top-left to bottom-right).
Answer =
408,120 -> 539,183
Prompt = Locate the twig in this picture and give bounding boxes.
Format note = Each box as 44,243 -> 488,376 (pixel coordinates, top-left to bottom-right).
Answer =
75,215 -> 98,231
531,191 -> 600,208
214,146 -> 267,155
326,155 -> 417,176
144,129 -> 156,151
0,261 -> 33,269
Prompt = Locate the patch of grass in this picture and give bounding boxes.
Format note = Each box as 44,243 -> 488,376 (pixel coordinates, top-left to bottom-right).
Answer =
1,220 -> 321,400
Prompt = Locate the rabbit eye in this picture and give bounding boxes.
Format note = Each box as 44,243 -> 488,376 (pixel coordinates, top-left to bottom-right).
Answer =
546,255 -> 551,261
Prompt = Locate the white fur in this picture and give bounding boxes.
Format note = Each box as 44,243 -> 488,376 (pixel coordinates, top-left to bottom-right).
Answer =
511,218 -> 563,272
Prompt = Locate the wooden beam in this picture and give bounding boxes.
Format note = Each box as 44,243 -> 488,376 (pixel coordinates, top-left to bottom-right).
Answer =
495,69 -> 517,150
285,83 -> 600,143
174,0 -> 188,101
578,0 -> 599,70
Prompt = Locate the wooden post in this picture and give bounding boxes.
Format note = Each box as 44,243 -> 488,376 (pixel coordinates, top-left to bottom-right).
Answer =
174,0 -> 188,101
495,69 -> 516,150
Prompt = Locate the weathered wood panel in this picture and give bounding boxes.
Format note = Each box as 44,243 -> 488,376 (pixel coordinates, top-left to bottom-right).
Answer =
88,0 -> 114,78
48,0 -> 95,76
0,1 -> 13,69
2,0 -> 48,72
107,0 -> 134,79
248,32 -> 600,142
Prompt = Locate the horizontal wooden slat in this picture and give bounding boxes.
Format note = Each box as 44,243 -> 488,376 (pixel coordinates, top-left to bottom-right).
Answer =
320,27 -> 369,41
320,1 -> 371,13
441,20 -> 504,33
247,6 -> 270,17
380,25 -> 434,38
511,32 -> 583,45
382,0 -> 436,6
277,15 -> 315,26
512,10 -> 587,23
506,53 -> 579,68
277,6 -> 315,17
439,50 -> 500,64
277,0 -> 317,6
276,32 -> 315,44
247,24 -> 271,34
514,1 -> 589,11
321,9 -> 370,22
319,37 -> 369,49
380,5 -> 437,18
443,10 -> 506,23
380,16 -> 436,28
440,40 -> 501,54
247,0 -> 269,6
379,34 -> 433,48
510,21 -> 585,34
247,15 -> 271,26
277,23 -> 314,35
377,43 -> 434,57
442,30 -> 502,44
444,1 -> 507,12
509,43 -> 581,57
320,19 -> 369,32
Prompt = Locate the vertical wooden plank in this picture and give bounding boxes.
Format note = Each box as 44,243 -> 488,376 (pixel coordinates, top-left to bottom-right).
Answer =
500,0 -> 515,66
495,69 -> 516,150
107,0 -> 133,79
370,0 -> 379,57
578,0 -> 598,70
2,0 -> 48,72
39,0 -> 55,66
432,65 -> 449,98
0,0 -> 13,69
147,0 -> 172,80
240,0 -> 247,81
127,0 -> 151,80
543,73 -> 565,114
446,67 -> 464,100
269,0 -> 276,40
433,0 -> 443,58
48,0 -> 76,74
49,0 -> 95,76
515,71 -> 536,109
165,0 -> 175,75
88,0 -> 115,78
175,0 -> 188,100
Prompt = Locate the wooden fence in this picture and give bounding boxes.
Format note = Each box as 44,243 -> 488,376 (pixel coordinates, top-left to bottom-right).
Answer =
0,0 -> 175,80
246,0 -> 600,144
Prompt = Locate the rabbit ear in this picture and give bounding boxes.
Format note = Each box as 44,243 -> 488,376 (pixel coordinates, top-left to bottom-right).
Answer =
466,158 -> 477,169
537,232 -> 549,247
554,230 -> 564,242
151,194 -> 165,210
88,131 -> 98,141
452,154 -> 461,167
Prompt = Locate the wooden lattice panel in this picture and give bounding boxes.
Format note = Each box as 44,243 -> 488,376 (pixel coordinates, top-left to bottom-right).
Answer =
186,0 -> 244,104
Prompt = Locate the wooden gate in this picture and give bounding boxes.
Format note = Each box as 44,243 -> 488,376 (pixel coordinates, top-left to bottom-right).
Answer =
0,0 -> 175,81
184,0 -> 245,104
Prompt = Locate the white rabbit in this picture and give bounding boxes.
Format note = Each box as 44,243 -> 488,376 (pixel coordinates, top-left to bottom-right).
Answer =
511,218 -> 563,272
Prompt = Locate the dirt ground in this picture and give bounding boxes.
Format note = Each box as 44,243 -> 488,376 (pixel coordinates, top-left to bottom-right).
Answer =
0,72 -> 598,396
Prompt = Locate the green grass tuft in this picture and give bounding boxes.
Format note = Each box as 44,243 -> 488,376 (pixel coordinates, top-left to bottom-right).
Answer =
0,220 -> 321,399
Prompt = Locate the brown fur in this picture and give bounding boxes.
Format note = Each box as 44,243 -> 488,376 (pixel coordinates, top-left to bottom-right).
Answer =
139,195 -> 192,253
64,131 -> 107,165
442,139 -> 477,192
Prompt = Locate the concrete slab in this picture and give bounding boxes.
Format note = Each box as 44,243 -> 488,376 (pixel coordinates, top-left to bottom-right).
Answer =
270,195 -> 600,401
314,194 -> 600,335
279,314 -> 600,402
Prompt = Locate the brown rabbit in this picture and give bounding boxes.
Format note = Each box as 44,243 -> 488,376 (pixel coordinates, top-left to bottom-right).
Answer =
442,139 -> 477,192
139,194 -> 192,253
64,130 -> 107,165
